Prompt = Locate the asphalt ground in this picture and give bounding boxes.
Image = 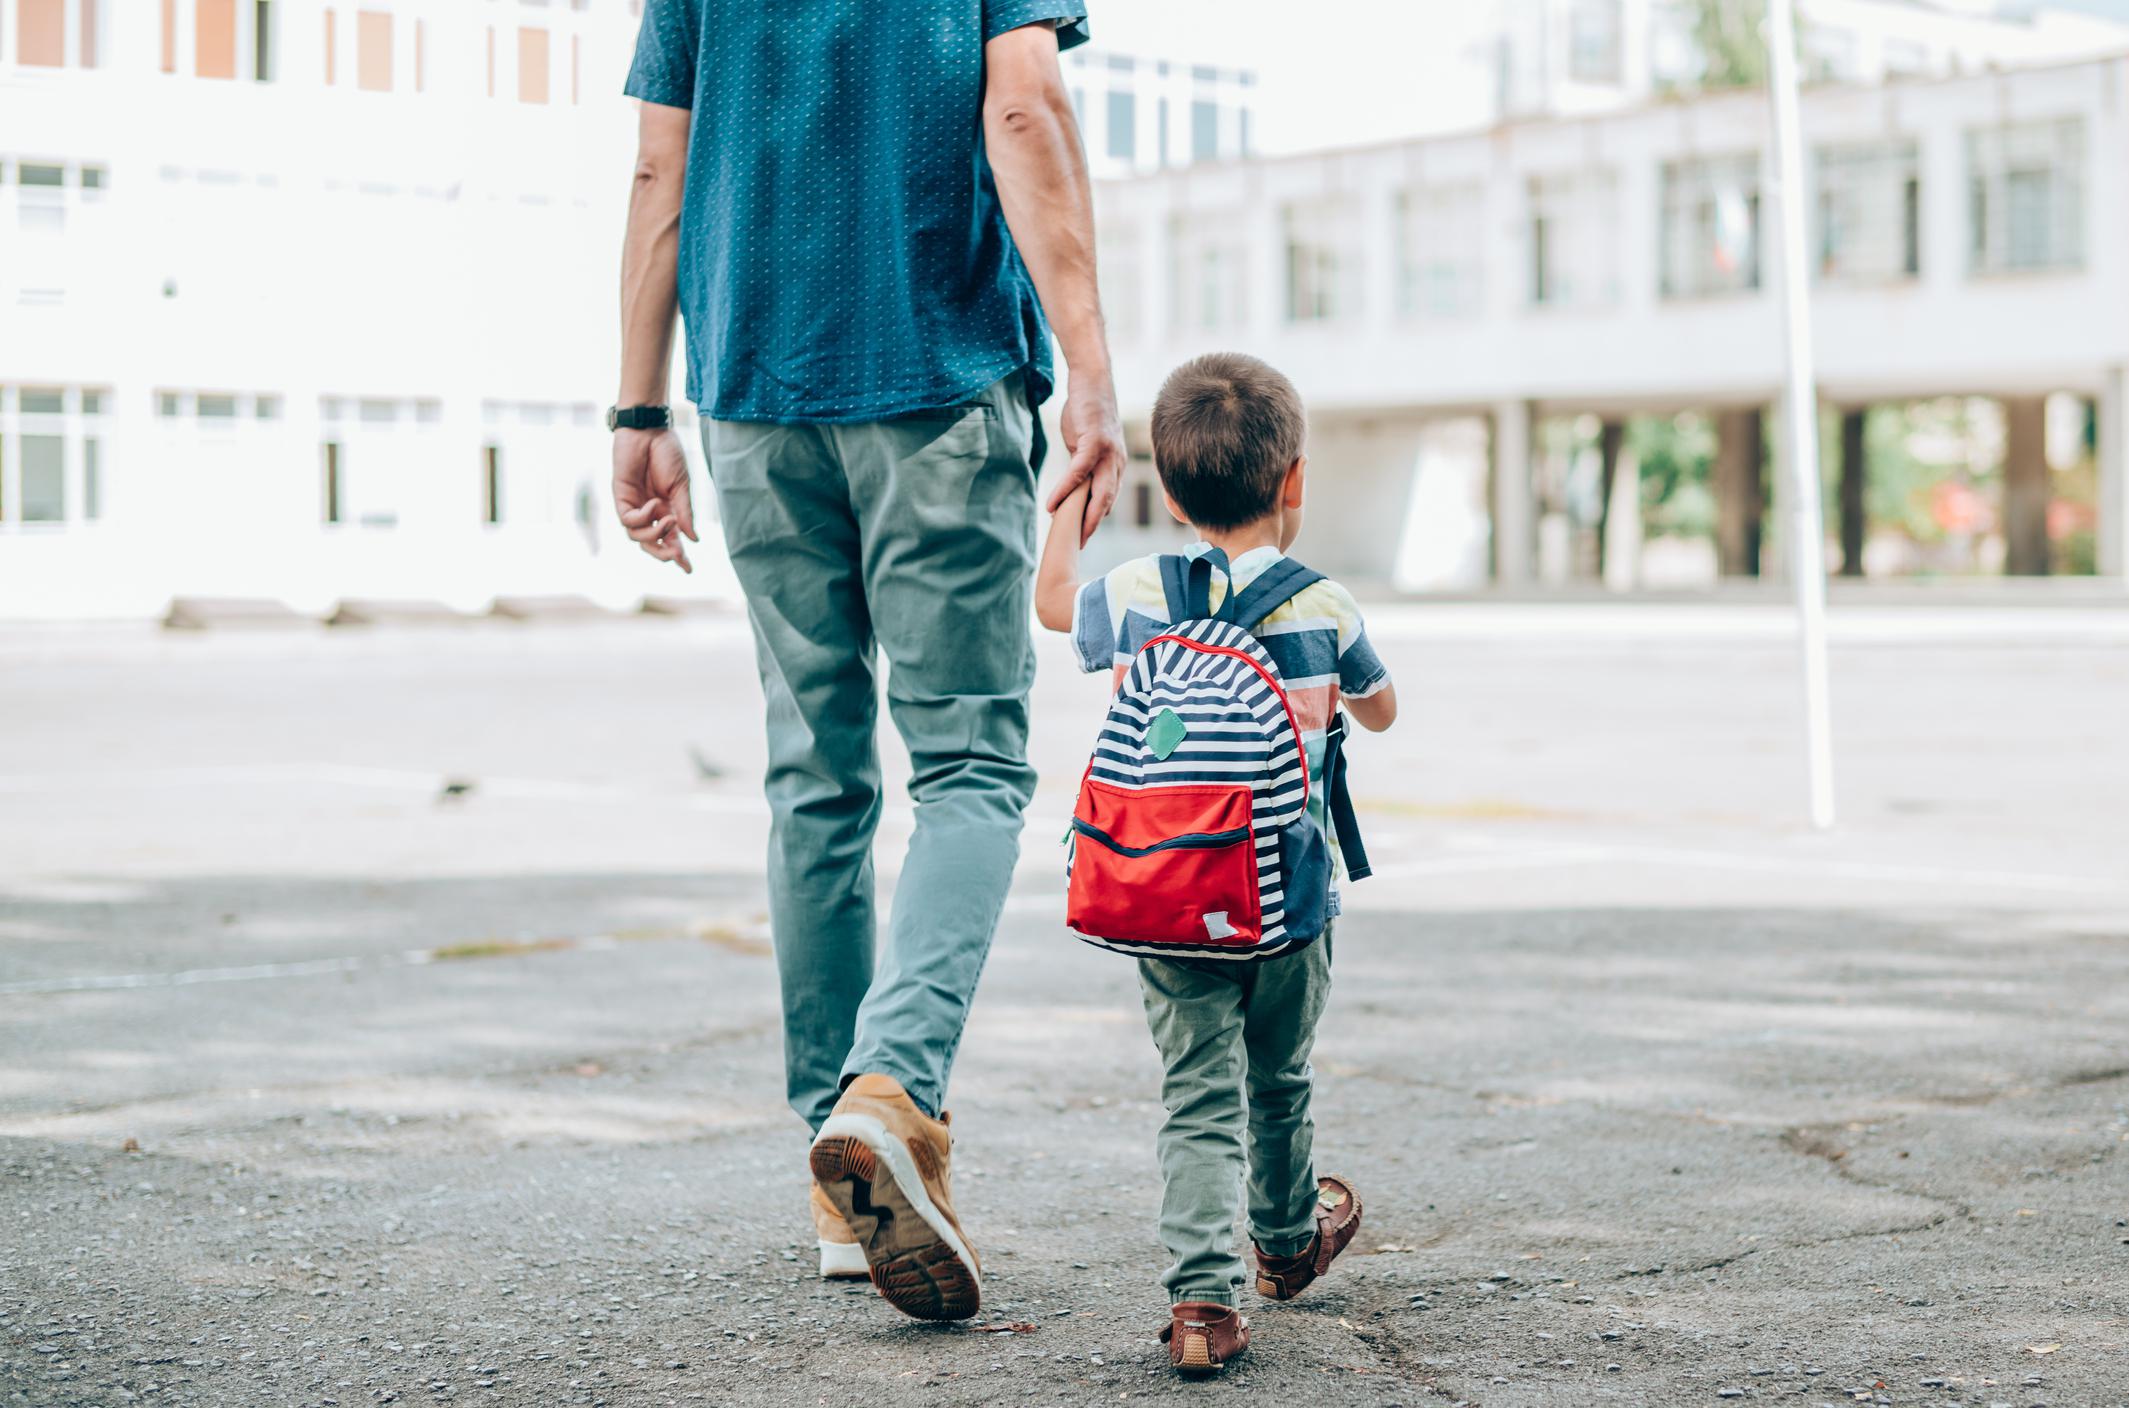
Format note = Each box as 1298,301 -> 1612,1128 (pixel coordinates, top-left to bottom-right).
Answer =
2,605 -> 2125,1407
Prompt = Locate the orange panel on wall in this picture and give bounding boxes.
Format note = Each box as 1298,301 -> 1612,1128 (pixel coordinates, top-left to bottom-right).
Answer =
196,0 -> 238,79
18,0 -> 65,67
357,9 -> 392,91
518,26 -> 550,105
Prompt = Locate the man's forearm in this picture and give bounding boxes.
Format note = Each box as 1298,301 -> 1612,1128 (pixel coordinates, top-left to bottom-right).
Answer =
985,83 -> 1109,387
618,148 -> 686,405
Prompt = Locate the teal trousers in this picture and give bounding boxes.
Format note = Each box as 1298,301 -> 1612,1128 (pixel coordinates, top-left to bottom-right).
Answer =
703,374 -> 1039,1132
1136,930 -> 1333,1305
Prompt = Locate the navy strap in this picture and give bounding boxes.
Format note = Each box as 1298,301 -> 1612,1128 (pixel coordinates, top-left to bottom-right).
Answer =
1156,549 -> 1236,622
1320,713 -> 1372,882
1228,557 -> 1325,629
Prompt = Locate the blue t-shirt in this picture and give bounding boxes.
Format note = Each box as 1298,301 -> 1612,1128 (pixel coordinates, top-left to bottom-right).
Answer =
625,0 -> 1090,424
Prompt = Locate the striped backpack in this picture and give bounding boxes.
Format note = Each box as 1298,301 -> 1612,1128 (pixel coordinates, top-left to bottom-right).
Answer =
1066,548 -> 1370,962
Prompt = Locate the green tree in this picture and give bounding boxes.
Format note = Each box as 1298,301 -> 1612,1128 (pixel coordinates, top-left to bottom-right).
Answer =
1691,0 -> 1770,88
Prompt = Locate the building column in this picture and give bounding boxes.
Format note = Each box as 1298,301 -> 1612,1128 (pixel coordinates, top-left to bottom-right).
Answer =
1595,418 -> 1624,577
2002,394 -> 2049,577
1713,406 -> 1765,577
1490,399 -> 1535,586
1837,407 -> 1867,577
2098,367 -> 2127,581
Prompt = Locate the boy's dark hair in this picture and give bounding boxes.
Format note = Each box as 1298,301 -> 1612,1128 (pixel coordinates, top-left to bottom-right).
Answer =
1149,352 -> 1306,531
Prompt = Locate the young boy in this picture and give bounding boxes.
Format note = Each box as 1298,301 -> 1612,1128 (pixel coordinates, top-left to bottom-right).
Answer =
1034,352 -> 1398,1374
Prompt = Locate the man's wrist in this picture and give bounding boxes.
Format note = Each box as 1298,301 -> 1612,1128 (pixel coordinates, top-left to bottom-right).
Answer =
606,404 -> 672,431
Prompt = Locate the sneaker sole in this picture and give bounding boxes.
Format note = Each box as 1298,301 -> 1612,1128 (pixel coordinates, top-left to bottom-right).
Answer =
810,1113 -> 981,1321
818,1238 -> 869,1279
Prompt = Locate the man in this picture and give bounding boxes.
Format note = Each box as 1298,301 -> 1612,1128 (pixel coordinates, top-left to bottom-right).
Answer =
609,1 -> 1122,1322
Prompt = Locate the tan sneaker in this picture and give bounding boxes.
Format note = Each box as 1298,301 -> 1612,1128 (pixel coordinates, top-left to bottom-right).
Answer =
808,1073 -> 981,1320
809,1183 -> 868,1279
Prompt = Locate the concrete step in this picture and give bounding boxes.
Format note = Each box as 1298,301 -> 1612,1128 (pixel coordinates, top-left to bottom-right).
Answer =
487,595 -> 613,622
324,599 -> 468,628
162,598 -> 313,631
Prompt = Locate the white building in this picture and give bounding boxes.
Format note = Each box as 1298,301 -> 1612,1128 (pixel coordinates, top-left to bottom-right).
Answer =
0,0 -> 721,622
5,2 -> 2128,622
1091,50 -> 2129,590
1066,47 -> 1257,180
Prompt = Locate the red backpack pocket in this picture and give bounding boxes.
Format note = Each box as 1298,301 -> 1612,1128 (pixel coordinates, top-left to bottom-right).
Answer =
1066,778 -> 1261,948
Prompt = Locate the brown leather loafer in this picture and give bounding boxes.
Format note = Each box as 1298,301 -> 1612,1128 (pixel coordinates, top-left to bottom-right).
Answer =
1160,1301 -> 1249,1375
1253,1173 -> 1363,1301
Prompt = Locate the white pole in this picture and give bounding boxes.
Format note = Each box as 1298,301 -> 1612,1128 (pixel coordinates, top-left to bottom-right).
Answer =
1764,0 -> 1837,830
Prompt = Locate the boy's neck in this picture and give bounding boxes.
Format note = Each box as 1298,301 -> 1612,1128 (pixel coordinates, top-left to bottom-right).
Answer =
1192,516 -> 1282,562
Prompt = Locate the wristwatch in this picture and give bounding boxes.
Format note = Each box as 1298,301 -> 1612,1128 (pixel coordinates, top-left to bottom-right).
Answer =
606,404 -> 672,431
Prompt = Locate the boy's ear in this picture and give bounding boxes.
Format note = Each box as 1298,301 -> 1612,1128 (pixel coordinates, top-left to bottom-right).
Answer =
1163,490 -> 1191,526
1282,455 -> 1307,509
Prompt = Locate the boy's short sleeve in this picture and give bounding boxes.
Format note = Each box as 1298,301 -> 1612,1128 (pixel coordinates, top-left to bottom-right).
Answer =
983,1 -> 1091,50
1329,586 -> 1391,699
1069,575 -> 1119,675
624,0 -> 700,109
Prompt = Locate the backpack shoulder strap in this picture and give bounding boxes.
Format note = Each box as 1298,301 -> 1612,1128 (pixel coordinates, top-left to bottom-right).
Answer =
1229,557 -> 1326,629
1157,549 -> 1237,624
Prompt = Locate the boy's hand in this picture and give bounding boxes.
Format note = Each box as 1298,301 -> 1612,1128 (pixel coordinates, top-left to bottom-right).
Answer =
612,427 -> 698,574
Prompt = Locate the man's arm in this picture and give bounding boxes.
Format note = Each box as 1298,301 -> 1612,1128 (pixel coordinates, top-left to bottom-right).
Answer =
983,23 -> 1125,546
611,100 -> 697,573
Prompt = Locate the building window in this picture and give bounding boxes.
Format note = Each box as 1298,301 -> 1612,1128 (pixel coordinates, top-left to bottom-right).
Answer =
1529,169 -> 1621,307
197,393 -> 238,419
519,26 -> 550,104
1106,90 -> 1136,163
1133,481 -> 1154,529
1157,96 -> 1170,168
255,394 -> 282,420
1658,155 -> 1760,300
1395,184 -> 1486,319
254,0 -> 276,81
322,442 -> 343,524
1568,0 -> 1623,83
483,446 -> 503,525
1968,119 -> 2084,274
1097,224 -> 1141,343
197,0 -> 237,79
356,9 -> 392,91
1167,210 -> 1250,333
1191,101 -> 1220,163
1816,140 -> 1919,282
1284,201 -> 1358,324
83,437 -> 102,520
20,435 -> 64,522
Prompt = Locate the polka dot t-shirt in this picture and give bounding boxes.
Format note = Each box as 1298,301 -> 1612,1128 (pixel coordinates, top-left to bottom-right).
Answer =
625,0 -> 1091,425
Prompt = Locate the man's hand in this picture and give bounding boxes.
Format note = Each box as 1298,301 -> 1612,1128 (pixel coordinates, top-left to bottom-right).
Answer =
1047,377 -> 1125,546
612,427 -> 697,573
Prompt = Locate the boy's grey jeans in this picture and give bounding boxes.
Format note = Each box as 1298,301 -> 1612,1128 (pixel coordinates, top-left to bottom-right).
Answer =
702,373 -> 1039,1132
1137,929 -> 1333,1305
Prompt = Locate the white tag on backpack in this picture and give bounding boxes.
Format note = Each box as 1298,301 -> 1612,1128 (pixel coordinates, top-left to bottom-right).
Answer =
1202,911 -> 1236,940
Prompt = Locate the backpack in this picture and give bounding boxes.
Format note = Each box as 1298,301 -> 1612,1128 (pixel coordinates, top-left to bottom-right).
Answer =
1065,548 -> 1371,962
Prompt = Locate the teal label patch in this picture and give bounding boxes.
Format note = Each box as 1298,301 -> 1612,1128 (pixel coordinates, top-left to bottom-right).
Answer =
1146,707 -> 1188,760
